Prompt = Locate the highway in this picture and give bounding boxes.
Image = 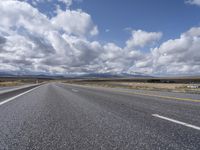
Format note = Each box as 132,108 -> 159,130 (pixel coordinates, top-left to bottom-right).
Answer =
0,83 -> 200,149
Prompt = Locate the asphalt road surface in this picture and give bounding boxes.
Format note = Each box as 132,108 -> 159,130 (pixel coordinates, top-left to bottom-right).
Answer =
0,83 -> 200,150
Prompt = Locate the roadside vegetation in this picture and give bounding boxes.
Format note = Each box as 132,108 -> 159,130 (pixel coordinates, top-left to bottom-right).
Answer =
0,78 -> 44,87
0,81 -> 24,87
64,79 -> 200,94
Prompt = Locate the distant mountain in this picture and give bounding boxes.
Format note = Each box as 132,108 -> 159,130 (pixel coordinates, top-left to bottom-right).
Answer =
119,73 -> 152,78
0,72 -> 16,77
0,72 -> 64,79
65,73 -> 152,79
0,72 -> 151,79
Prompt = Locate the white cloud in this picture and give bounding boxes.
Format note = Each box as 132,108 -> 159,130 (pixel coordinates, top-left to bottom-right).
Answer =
51,9 -> 99,37
24,0 -> 73,8
0,0 -> 200,76
125,30 -> 162,49
185,0 -> 200,6
58,0 -> 73,7
0,0 -> 101,74
2,0 -> 74,9
149,27 -> 200,75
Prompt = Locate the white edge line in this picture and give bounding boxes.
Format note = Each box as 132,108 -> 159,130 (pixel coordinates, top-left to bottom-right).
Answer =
152,114 -> 200,131
0,85 -> 42,106
0,84 -> 38,95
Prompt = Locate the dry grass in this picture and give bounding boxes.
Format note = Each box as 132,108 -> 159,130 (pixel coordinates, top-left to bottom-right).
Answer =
111,82 -> 186,90
0,78 -> 44,87
0,81 -> 24,87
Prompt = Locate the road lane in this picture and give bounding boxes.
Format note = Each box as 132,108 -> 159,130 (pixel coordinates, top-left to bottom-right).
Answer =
0,83 -> 200,149
0,84 -> 42,104
0,86 -> 41,106
63,83 -> 200,101
58,83 -> 200,126
152,114 -> 200,131
0,84 -> 41,94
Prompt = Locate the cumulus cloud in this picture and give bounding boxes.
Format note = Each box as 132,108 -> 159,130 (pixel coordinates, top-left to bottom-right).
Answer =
0,36 -> 6,45
149,27 -> 200,75
0,0 -> 101,74
185,0 -> 200,6
0,0 -> 200,76
23,0 -> 73,8
51,9 -> 98,37
123,27 -> 200,75
126,30 -> 162,49
58,0 -> 73,7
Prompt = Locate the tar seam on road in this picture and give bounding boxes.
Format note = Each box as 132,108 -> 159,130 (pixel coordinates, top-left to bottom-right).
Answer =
152,114 -> 200,131
0,85 -> 41,106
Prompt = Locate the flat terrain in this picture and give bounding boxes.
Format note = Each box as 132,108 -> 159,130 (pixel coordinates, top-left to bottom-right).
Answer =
68,81 -> 200,94
0,81 -> 24,87
0,83 -> 200,149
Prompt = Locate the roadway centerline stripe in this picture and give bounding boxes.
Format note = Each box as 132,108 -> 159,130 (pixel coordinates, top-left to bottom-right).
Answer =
72,89 -> 79,92
0,85 -> 42,106
152,114 -> 200,131
65,84 -> 200,103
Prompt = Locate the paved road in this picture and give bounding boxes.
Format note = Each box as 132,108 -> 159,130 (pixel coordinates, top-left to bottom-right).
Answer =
0,84 -> 40,95
0,83 -> 200,149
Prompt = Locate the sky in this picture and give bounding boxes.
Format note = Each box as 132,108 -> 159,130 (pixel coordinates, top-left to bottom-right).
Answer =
0,0 -> 200,76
